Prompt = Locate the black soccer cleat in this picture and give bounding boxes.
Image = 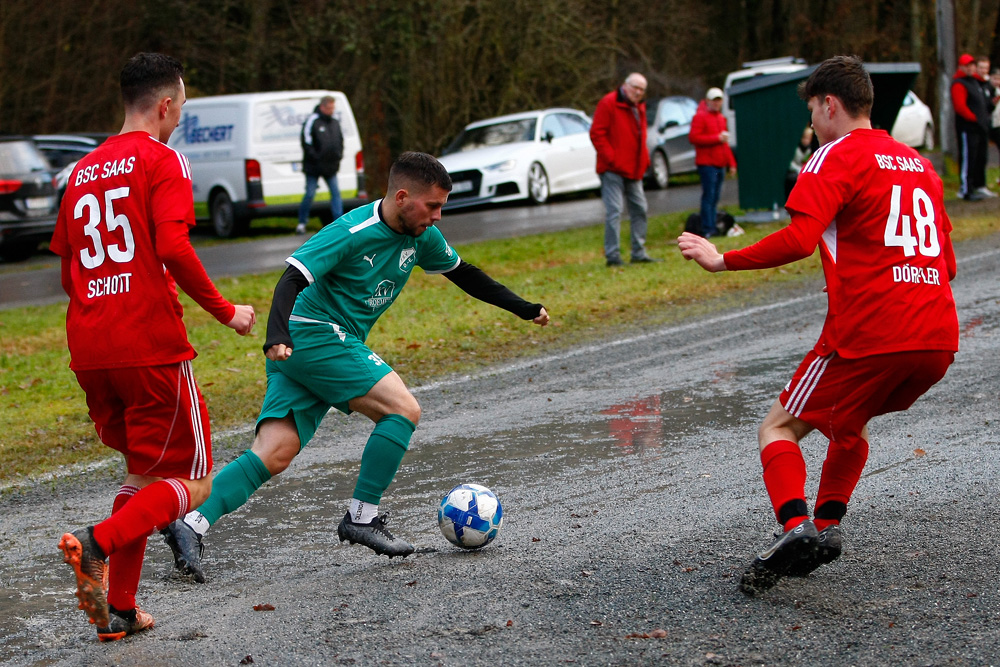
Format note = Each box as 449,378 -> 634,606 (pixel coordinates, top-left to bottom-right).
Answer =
787,523 -> 843,577
337,512 -> 414,558
161,519 -> 206,583
739,519 -> 818,596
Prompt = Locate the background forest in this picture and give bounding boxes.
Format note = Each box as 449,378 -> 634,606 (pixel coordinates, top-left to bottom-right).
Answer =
2,0 -> 998,193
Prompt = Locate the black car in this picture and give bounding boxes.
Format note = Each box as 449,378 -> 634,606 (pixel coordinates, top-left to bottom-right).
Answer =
0,137 -> 59,261
32,133 -> 111,198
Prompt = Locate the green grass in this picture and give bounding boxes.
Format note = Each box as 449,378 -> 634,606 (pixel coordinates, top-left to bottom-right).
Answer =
2,164 -> 998,484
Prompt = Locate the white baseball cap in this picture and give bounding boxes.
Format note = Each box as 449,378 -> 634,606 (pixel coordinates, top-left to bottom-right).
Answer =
706,87 -> 724,100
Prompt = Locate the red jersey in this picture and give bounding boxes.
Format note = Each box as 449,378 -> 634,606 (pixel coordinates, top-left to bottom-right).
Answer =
724,129 -> 958,359
51,132 -> 232,371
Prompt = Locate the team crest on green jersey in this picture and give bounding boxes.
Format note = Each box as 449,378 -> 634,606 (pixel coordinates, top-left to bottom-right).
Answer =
366,280 -> 396,310
399,247 -> 416,271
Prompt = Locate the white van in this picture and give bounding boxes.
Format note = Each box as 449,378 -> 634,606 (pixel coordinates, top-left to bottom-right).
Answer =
168,90 -> 366,237
723,57 -> 807,153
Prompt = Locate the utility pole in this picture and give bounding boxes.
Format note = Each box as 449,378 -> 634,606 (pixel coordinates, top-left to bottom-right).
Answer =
936,0 -> 956,161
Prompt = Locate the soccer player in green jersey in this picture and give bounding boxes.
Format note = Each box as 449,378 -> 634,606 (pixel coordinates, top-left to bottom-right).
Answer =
162,152 -> 549,580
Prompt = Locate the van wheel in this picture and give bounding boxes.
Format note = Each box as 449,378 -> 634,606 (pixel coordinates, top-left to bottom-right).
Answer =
211,191 -> 239,238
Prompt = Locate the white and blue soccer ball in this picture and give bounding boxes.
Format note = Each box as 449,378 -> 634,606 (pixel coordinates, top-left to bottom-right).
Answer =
437,483 -> 503,549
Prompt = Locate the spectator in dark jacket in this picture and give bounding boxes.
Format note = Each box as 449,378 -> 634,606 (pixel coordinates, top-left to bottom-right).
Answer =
951,54 -> 991,201
991,68 -> 1000,187
590,73 -> 659,266
690,88 -> 737,238
297,95 -> 344,234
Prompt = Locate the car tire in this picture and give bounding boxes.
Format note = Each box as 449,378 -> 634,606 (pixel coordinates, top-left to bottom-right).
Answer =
211,190 -> 245,238
527,162 -> 549,205
650,150 -> 670,189
922,125 -> 934,151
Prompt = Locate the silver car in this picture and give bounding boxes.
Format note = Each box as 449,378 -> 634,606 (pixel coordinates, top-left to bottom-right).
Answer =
645,96 -> 698,189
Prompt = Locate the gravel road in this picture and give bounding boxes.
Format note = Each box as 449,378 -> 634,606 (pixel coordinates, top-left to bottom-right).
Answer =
1,230 -> 998,666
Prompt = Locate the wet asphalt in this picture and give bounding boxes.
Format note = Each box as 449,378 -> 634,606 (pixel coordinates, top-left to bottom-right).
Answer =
1,230 -> 998,666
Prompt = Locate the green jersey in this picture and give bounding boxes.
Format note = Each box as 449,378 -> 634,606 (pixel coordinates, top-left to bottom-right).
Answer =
286,199 -> 461,341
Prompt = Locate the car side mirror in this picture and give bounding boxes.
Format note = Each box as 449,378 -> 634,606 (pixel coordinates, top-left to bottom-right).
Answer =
543,131 -> 555,143
659,120 -> 679,132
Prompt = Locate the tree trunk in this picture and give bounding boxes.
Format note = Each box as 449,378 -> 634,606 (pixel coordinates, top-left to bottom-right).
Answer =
936,0 -> 956,160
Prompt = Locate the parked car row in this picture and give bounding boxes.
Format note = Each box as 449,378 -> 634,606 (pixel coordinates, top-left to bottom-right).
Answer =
0,74 -> 937,261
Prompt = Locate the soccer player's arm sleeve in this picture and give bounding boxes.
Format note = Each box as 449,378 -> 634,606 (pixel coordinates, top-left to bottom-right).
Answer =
263,264 -> 310,353
443,260 -> 544,320
156,221 -> 236,324
722,212 -> 827,270
60,255 -> 73,296
944,236 -> 957,281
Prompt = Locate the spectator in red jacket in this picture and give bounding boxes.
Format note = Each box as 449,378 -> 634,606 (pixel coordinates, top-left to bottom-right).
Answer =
590,73 -> 659,266
690,87 -> 737,237
951,53 -> 991,200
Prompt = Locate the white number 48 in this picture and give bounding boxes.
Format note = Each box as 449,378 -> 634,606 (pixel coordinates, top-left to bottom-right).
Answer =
883,184 -> 940,258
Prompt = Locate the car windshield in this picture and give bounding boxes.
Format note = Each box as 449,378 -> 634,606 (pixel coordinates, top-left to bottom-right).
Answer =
443,118 -> 537,154
0,141 -> 50,174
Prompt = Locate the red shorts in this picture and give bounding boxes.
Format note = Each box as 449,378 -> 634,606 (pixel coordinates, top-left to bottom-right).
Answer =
780,349 -> 954,442
74,360 -> 213,480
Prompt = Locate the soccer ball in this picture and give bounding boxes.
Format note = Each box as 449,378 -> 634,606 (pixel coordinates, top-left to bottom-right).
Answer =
437,483 -> 503,549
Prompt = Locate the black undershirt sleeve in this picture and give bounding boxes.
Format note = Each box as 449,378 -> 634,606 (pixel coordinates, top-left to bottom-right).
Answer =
263,264 -> 311,353
443,260 -> 544,320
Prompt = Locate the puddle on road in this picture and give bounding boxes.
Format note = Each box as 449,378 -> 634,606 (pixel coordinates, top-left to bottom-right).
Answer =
0,350 -> 791,655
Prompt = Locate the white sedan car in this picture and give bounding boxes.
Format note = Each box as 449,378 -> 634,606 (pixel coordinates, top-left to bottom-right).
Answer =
438,108 -> 600,208
891,90 -> 935,150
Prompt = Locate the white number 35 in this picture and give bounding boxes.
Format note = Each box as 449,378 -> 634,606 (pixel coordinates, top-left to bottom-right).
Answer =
883,184 -> 940,258
75,187 -> 136,269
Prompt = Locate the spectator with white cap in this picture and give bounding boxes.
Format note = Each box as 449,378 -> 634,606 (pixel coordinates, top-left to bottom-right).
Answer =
690,87 -> 737,238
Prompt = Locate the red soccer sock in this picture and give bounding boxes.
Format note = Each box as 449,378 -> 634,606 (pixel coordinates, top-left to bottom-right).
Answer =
760,439 -> 809,530
92,479 -> 190,558
105,485 -> 146,612
814,436 -> 869,528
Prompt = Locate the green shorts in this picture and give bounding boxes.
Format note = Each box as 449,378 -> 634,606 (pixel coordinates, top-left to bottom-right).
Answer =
257,321 -> 393,448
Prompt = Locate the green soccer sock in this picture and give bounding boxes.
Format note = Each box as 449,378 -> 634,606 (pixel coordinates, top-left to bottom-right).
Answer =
195,449 -> 273,526
352,414 -> 416,505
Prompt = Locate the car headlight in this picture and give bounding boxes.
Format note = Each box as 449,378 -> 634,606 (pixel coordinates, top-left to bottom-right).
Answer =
485,159 -> 517,172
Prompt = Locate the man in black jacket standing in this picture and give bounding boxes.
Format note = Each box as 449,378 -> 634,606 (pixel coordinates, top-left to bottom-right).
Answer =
951,54 -> 991,201
296,95 -> 344,234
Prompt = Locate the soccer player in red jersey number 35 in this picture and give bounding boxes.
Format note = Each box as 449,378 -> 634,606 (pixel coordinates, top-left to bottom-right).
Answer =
678,55 -> 959,595
50,53 -> 256,640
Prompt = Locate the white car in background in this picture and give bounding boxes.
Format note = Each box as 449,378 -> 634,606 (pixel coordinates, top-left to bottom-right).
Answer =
891,90 -> 935,150
438,108 -> 600,208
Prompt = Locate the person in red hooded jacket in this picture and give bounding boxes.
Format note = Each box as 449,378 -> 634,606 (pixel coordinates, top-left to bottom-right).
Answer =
951,53 -> 991,200
690,87 -> 737,238
590,73 -> 659,266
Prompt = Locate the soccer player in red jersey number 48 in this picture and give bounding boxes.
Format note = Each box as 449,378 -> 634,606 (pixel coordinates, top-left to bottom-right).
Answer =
678,56 -> 959,596
50,53 -> 256,640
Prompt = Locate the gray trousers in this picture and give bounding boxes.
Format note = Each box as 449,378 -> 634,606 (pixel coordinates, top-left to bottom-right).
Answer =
600,171 -> 649,261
